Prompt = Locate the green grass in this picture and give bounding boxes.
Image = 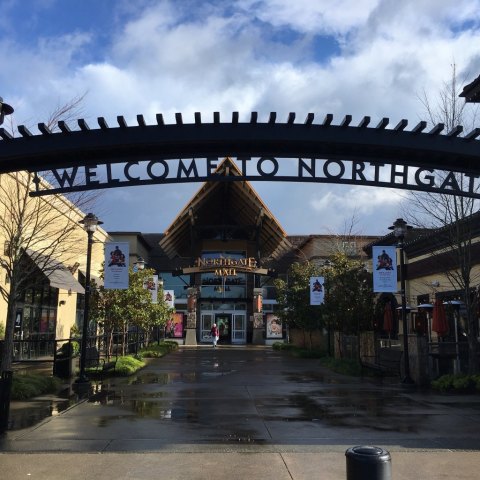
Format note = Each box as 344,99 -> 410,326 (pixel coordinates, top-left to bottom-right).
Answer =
114,355 -> 146,376
11,373 -> 62,400
137,340 -> 179,358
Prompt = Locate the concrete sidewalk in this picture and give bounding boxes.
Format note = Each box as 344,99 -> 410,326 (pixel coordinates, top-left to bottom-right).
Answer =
1,346 -> 480,479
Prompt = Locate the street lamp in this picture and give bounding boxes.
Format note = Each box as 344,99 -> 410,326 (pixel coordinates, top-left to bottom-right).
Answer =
389,218 -> 414,384
323,259 -> 332,356
135,256 -> 146,271
75,213 -> 103,387
0,97 -> 14,126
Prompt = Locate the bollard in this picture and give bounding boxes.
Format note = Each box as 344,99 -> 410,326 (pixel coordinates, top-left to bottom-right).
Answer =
345,445 -> 391,480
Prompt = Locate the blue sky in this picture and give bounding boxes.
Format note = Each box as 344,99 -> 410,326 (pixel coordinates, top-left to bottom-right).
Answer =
1,0 -> 480,236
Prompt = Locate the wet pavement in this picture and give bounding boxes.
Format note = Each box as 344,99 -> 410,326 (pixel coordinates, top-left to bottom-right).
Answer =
2,345 -> 480,479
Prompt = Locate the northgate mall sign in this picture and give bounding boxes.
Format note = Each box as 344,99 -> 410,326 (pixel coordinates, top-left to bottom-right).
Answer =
181,257 -> 268,277
34,157 -> 480,198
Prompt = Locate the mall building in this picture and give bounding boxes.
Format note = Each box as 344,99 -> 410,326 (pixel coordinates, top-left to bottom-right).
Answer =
109,157 -> 378,346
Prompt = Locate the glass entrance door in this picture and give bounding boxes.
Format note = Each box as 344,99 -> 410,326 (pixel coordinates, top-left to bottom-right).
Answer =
232,313 -> 246,344
215,314 -> 231,344
201,313 -> 214,343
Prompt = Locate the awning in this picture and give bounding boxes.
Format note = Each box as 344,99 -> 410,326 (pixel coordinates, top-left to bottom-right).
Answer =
79,269 -> 104,287
26,249 -> 85,294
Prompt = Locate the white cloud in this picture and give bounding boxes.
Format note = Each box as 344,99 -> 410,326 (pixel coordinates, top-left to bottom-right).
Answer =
1,0 -> 480,233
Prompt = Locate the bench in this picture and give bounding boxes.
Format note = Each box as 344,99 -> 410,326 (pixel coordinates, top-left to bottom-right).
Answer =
85,347 -> 117,376
361,347 -> 403,376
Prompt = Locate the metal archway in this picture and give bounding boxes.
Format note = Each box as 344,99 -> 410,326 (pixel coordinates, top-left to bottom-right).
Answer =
0,111 -> 479,197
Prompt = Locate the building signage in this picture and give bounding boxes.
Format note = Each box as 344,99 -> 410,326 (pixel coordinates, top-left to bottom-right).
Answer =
104,242 -> 129,289
181,256 -> 266,277
33,157 -> 480,199
195,256 -> 257,276
372,246 -> 397,292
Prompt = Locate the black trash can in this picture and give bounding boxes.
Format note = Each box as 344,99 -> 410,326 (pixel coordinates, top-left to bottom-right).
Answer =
345,445 -> 391,480
53,354 -> 73,378
0,370 -> 13,434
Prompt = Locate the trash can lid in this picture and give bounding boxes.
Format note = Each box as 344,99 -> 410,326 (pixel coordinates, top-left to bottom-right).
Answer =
345,446 -> 391,462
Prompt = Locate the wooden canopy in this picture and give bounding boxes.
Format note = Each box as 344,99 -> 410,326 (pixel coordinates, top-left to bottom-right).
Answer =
159,157 -> 291,260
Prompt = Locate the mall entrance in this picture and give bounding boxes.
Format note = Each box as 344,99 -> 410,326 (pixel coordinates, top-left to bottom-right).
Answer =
200,304 -> 247,345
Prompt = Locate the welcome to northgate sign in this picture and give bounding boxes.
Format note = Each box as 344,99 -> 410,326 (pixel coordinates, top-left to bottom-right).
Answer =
0,111 -> 479,198
37,156 -> 480,198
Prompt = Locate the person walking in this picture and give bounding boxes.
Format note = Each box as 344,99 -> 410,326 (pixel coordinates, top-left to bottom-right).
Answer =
211,323 -> 219,348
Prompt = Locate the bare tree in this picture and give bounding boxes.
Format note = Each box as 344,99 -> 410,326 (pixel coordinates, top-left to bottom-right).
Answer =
0,96 -> 99,373
405,65 -> 480,374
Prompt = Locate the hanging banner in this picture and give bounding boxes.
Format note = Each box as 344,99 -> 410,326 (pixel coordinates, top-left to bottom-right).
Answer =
164,289 -> 175,308
104,242 -> 129,289
310,276 -> 325,305
143,275 -> 158,303
373,246 -> 397,292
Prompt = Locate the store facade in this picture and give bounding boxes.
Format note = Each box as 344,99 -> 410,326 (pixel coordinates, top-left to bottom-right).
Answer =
110,157 -> 377,345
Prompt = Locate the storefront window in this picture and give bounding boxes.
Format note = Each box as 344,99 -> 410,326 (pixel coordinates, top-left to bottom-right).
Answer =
20,284 -> 58,339
159,272 -> 190,300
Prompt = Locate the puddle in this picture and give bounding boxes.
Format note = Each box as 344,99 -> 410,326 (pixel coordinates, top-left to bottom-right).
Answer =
128,372 -> 198,385
8,397 -> 76,430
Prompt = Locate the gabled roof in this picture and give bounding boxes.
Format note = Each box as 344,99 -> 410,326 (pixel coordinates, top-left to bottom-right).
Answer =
159,157 -> 292,259
460,74 -> 480,103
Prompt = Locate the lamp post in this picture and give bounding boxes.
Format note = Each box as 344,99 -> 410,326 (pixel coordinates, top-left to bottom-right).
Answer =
0,97 -> 14,126
323,259 -> 332,356
389,218 -> 414,384
76,213 -> 103,386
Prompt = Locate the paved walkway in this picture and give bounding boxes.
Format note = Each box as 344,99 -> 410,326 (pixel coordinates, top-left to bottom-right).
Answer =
1,346 -> 480,479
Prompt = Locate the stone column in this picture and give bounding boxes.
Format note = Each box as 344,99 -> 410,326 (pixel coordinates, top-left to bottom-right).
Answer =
252,288 -> 264,344
400,334 -> 429,385
185,287 -> 198,346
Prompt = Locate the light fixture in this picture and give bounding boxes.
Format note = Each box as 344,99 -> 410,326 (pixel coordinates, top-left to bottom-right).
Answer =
135,256 -> 146,270
59,300 -> 66,306
0,97 -> 14,126
388,218 -> 414,384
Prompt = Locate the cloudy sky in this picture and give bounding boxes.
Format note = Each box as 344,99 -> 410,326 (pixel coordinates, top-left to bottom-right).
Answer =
1,0 -> 479,236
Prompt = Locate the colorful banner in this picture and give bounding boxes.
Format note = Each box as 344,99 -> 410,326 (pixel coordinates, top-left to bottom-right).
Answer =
143,275 -> 158,303
266,314 -> 283,338
164,289 -> 175,308
310,276 -> 325,305
104,242 -> 129,289
373,246 -> 397,292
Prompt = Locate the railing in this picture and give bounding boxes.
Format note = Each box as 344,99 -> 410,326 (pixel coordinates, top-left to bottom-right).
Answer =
9,329 -> 156,364
428,341 -> 469,375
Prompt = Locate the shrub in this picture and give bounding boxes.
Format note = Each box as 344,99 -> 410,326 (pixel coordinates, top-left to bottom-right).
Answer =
114,355 -> 146,376
59,341 -> 80,357
272,342 -> 326,358
11,373 -> 62,400
431,374 -> 479,393
272,342 -> 299,352
319,356 -> 363,376
138,341 -> 179,358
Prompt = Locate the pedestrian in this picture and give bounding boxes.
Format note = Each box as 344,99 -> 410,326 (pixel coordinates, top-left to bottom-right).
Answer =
211,323 -> 219,348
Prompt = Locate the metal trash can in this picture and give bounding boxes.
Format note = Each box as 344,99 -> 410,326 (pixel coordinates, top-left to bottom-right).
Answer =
0,370 -> 13,434
345,445 -> 391,480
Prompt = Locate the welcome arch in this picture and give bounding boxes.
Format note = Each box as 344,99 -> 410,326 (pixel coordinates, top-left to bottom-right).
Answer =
0,111 -> 479,198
